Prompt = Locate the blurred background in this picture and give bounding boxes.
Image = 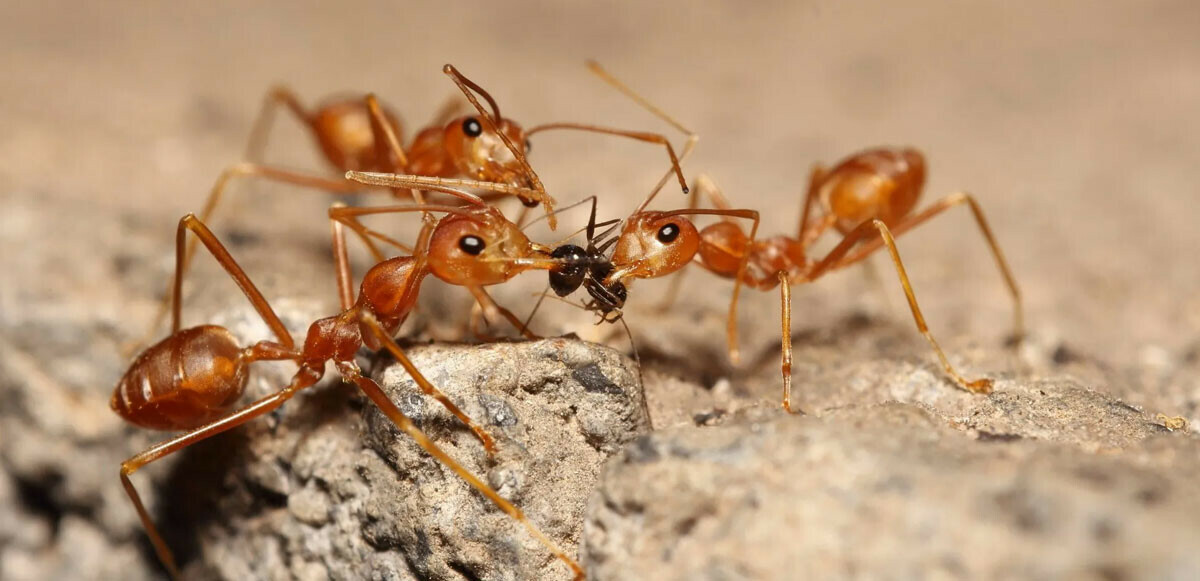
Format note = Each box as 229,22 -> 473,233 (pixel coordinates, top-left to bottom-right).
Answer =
1,1 -> 1198,578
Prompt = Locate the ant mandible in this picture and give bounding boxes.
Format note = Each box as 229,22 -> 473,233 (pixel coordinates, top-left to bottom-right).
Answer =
583,63 -> 1023,414
114,185 -> 587,579
135,64 -> 690,353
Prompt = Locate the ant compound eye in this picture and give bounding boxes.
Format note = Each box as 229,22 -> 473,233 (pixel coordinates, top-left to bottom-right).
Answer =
656,223 -> 681,244
524,139 -> 532,154
462,117 -> 483,138
458,235 -> 485,255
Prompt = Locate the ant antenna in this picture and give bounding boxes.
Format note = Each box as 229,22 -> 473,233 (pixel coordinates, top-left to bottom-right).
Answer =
592,221 -> 621,254
520,284 -> 553,337
442,64 -> 554,229
443,64 -> 502,122
633,138 -> 699,214
616,314 -> 650,429
586,60 -> 691,135
584,60 -> 701,214
522,195 -> 602,233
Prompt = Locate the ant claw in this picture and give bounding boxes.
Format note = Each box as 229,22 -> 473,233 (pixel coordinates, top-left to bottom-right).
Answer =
963,377 -> 994,394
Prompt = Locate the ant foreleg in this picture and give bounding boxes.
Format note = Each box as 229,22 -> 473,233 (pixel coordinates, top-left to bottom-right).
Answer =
658,208 -> 761,364
335,358 -> 583,580
657,174 -> 737,310
468,285 -> 541,341
128,165 -> 364,355
358,314 -> 499,455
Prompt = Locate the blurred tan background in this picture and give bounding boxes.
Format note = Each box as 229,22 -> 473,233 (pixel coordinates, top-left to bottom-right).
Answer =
2,0 -> 1198,398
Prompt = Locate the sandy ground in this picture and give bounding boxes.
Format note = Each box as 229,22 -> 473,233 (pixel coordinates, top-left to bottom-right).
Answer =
1,1 -> 1198,578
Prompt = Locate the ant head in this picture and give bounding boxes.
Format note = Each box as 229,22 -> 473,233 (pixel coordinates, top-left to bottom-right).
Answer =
605,211 -> 699,284
443,115 -> 536,199
427,208 -> 547,286
549,244 -> 588,296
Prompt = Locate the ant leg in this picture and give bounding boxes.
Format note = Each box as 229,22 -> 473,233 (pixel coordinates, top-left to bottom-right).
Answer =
329,204 -> 459,265
797,164 -> 829,241
357,315 -> 498,454
243,86 -> 310,163
778,271 -> 802,413
585,60 -> 702,212
336,360 -> 583,580
365,94 -> 409,171
836,192 -> 1023,344
126,164 -> 366,356
807,219 -> 994,394
468,286 -> 540,340
364,94 -> 431,209
121,361 -> 320,579
330,209 -> 356,311
167,214 -> 296,348
467,301 -> 503,342
524,122 -> 689,195
657,208 -> 761,364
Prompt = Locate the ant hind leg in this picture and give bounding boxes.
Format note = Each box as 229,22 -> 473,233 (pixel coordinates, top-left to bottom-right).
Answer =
836,192 -> 1023,345
807,219 -> 994,394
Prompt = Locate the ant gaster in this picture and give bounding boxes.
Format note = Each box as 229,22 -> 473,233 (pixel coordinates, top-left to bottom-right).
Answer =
134,64 -> 690,354
583,62 -> 1023,414
113,182 -> 587,580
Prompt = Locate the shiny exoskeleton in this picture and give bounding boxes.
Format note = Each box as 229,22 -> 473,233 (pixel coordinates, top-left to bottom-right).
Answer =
545,198 -> 629,321
601,148 -> 1022,413
113,197 -> 586,580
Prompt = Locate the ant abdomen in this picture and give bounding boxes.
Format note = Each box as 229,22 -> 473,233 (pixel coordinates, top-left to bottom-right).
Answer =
111,325 -> 248,431
310,97 -> 403,173
820,147 -> 926,233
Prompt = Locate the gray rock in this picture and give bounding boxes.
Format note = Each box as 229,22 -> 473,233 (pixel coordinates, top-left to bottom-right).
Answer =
582,394 -> 1200,581
189,338 -> 647,581
360,338 -> 649,581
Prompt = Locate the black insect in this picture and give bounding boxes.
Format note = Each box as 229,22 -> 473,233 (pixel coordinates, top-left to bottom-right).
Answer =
546,198 -> 628,322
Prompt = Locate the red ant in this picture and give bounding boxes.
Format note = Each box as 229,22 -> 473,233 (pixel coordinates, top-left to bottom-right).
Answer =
134,64 -> 689,353
215,63 -> 690,229
113,177 -> 592,579
581,63 -> 1023,414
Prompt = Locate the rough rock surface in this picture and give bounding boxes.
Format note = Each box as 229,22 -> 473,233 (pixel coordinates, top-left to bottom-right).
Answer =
4,2 -> 1200,581
585,401 -> 1198,580
184,338 -> 647,581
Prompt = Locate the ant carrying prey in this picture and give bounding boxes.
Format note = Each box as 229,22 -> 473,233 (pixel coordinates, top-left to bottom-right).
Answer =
133,63 -> 690,354
578,63 -> 1023,413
